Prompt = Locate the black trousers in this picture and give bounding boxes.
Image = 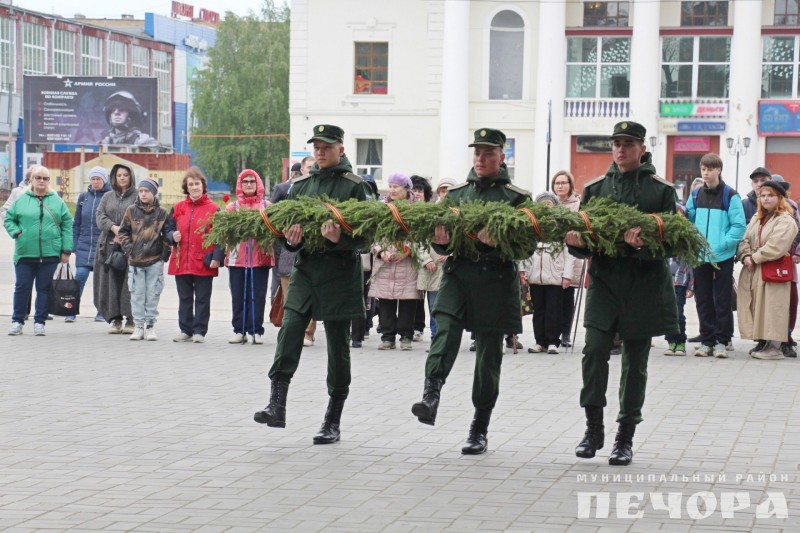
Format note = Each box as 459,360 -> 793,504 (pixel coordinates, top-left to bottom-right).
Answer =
414,298 -> 426,332
693,258 -> 734,346
175,274 -> 214,336
561,286 -> 576,338
378,298 -> 416,342
351,272 -> 370,342
229,266 -> 269,336
531,284 -> 563,347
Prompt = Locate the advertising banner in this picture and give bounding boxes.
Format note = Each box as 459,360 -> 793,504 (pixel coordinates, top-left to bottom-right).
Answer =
24,76 -> 158,147
758,100 -> 800,136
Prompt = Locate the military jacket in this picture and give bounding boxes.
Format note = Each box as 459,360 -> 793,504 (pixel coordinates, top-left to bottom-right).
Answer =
433,164 -> 530,333
574,153 -> 679,338
284,154 -> 371,320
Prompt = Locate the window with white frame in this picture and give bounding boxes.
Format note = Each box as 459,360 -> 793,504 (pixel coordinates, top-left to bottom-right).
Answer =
489,10 -> 524,100
0,17 -> 13,92
762,36 -> 800,98
108,40 -> 127,77
153,50 -> 171,130
132,45 -> 149,77
22,22 -> 46,75
81,35 -> 102,75
661,36 -> 730,98
53,29 -> 75,75
566,37 -> 630,98
355,139 -> 383,181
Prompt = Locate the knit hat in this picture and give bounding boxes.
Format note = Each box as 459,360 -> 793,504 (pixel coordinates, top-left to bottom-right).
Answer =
88,166 -> 109,184
138,177 -> 159,195
535,191 -> 560,206
387,172 -> 412,189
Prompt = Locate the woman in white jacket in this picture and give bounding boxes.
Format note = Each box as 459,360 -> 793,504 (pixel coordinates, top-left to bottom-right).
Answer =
526,191 -> 576,354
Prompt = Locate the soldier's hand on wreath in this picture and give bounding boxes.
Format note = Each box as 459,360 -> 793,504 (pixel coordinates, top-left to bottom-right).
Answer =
476,228 -> 497,247
564,231 -> 585,248
433,225 -> 450,245
624,227 -> 644,249
285,224 -> 303,246
321,219 -> 341,243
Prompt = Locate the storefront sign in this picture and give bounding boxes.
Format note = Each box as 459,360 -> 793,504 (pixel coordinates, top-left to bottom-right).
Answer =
758,100 -> 800,136
674,137 -> 710,152
677,121 -> 726,133
660,102 -> 729,118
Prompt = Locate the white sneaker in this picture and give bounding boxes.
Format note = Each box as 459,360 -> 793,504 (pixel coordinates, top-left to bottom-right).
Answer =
145,327 -> 158,341
251,334 -> 263,345
33,323 -> 46,336
303,336 -> 314,347
8,322 -> 23,336
229,332 -> 245,344
129,326 -> 145,341
192,334 -> 205,343
413,331 -> 423,342
173,332 -> 192,342
547,345 -> 559,354
108,320 -> 123,334
121,319 -> 135,335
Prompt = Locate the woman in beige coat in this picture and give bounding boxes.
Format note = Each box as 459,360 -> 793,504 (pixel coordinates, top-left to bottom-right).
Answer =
737,180 -> 799,360
552,170 -> 584,347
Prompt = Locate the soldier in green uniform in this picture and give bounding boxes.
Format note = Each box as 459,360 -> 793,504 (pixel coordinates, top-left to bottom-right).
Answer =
565,121 -> 678,465
254,124 -> 371,445
411,128 -> 530,455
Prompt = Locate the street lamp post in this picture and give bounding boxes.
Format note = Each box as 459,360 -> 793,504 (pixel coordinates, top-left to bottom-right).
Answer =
726,136 -> 751,192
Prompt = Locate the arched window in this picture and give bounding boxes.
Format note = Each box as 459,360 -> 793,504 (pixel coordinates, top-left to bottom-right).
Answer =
489,10 -> 524,100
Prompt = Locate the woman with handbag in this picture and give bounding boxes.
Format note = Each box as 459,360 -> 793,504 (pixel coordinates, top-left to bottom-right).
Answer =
94,163 -> 138,334
224,169 -> 273,345
737,180 -> 799,360
165,167 -> 224,343
4,165 -> 73,336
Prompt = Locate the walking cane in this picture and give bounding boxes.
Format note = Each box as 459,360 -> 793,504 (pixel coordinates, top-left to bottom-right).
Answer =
570,260 -> 588,353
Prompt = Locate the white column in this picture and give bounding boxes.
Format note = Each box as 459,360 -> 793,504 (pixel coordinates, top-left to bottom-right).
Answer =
630,0 -> 663,174
728,0 -> 763,192
533,0 -> 566,192
438,2 -> 470,181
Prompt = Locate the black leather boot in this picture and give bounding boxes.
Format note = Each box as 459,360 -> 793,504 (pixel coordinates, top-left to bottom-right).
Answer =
313,396 -> 346,445
253,378 -> 289,427
608,423 -> 636,466
575,406 -> 604,458
461,408 -> 492,455
411,377 -> 444,426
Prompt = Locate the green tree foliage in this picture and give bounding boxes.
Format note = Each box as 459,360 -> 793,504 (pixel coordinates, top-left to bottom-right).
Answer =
191,1 -> 289,187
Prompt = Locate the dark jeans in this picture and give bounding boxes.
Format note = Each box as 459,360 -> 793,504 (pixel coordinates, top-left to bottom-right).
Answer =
531,284 -> 563,347
414,298 -> 425,333
175,274 -> 214,336
13,261 -> 59,324
693,258 -> 734,346
665,285 -> 688,344
229,266 -> 269,336
378,298 -> 416,342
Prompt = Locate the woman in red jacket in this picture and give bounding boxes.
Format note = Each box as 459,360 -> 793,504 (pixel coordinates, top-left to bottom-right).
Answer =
224,169 -> 273,345
166,167 -> 224,343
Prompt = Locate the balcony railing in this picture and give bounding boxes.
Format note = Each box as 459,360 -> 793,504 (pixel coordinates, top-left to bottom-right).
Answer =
564,98 -> 630,118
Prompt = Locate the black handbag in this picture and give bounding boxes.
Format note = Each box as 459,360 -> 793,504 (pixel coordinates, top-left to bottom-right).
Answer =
48,264 -> 81,316
104,242 -> 128,272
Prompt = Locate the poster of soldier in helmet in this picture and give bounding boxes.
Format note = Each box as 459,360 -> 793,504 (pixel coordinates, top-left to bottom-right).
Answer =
23,76 -> 159,148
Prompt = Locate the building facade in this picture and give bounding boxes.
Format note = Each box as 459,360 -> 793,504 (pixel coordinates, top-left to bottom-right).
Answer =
290,0 -> 800,198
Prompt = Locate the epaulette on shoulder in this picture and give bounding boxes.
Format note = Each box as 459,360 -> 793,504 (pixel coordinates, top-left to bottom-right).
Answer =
505,183 -> 531,197
651,174 -> 674,188
292,174 -> 311,184
448,182 -> 469,191
583,175 -> 607,188
341,172 -> 363,184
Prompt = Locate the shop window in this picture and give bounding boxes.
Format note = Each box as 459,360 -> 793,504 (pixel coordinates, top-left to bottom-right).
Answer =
567,37 -> 630,98
489,10 -> 524,100
661,36 -> 730,98
681,1 -> 729,26
583,1 -> 629,26
354,42 -> 388,95
356,138 -> 383,181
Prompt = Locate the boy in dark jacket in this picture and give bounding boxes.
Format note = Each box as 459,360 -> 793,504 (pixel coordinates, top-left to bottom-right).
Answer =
117,177 -> 168,341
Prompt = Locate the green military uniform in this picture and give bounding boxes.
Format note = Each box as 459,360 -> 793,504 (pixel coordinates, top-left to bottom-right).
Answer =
268,129 -> 370,398
425,134 -> 530,411
573,128 -> 678,425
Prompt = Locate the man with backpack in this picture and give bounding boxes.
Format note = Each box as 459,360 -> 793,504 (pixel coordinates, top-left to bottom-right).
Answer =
686,153 -> 746,358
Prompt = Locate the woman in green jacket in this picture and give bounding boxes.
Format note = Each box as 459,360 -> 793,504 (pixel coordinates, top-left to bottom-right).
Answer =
4,165 -> 73,336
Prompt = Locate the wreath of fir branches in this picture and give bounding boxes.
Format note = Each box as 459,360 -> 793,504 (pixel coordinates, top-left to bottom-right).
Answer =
206,196 -> 711,265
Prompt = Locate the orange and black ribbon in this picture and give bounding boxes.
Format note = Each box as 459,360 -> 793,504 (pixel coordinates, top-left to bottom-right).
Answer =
646,213 -> 665,242
323,202 -> 354,233
448,206 -> 479,240
578,211 -> 597,242
518,208 -> 543,238
259,209 -> 284,237
386,202 -> 411,234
